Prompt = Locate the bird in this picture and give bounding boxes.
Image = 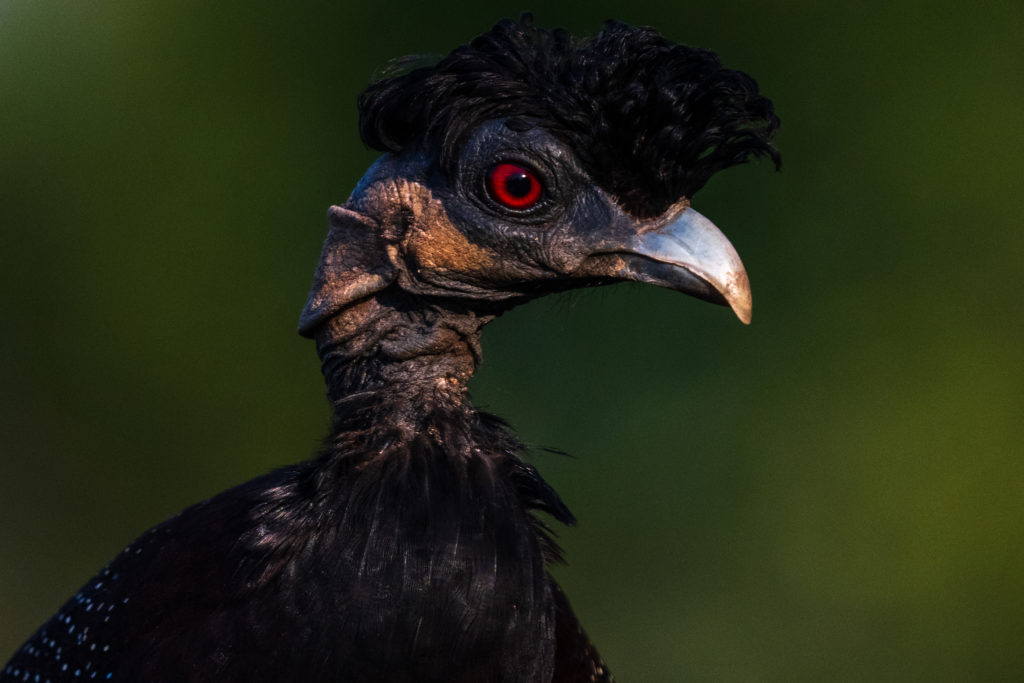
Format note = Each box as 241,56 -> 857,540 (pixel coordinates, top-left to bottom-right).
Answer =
2,15 -> 778,683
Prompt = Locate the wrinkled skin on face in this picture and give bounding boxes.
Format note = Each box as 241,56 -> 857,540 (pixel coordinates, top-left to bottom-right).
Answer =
300,118 -> 751,338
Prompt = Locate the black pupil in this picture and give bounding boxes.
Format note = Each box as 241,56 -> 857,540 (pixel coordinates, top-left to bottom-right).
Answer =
505,171 -> 533,197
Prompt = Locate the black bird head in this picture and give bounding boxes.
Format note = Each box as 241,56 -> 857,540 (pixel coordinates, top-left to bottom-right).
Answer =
299,16 -> 778,391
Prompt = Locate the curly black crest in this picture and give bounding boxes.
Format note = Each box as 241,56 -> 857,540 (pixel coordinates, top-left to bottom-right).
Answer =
358,15 -> 780,217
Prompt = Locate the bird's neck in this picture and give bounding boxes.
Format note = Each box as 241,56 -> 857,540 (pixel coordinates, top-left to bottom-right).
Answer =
312,291 -> 501,437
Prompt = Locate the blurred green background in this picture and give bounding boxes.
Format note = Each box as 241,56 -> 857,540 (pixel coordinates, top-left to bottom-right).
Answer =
2,1 -> 1022,680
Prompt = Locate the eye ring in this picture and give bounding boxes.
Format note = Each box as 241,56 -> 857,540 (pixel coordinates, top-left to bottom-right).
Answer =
486,162 -> 544,211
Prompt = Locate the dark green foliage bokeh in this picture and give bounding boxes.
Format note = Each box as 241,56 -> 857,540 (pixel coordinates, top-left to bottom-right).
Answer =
2,2 -> 1022,680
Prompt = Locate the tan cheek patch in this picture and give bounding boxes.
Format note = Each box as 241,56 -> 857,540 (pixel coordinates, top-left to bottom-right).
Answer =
406,213 -> 499,276
354,177 -> 501,278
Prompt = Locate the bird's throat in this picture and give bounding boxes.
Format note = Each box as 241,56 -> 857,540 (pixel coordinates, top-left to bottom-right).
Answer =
313,291 -> 498,426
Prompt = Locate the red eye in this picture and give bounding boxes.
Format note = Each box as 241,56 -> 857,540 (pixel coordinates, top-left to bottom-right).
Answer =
486,162 -> 543,210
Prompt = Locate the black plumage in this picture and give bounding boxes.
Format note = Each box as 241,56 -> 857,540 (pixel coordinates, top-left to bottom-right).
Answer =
2,16 -> 777,683
359,17 -> 778,217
